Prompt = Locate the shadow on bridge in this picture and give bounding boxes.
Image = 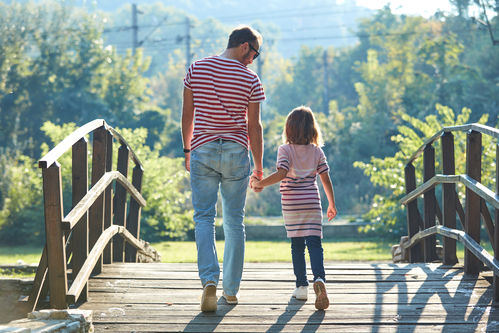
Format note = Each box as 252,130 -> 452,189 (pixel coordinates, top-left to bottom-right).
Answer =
371,263 -> 497,333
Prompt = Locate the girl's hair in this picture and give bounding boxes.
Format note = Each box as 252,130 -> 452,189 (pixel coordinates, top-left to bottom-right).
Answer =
283,106 -> 324,147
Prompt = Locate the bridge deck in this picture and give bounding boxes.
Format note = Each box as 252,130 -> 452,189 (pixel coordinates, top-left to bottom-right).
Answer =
78,262 -> 499,332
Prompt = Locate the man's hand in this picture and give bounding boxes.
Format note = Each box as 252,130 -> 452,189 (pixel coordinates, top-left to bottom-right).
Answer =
250,175 -> 263,192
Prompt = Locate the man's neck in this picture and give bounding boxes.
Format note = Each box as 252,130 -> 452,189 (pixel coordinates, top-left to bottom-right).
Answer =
220,48 -> 241,62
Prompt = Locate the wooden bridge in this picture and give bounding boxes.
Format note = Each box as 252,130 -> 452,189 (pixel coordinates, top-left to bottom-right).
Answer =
25,120 -> 499,332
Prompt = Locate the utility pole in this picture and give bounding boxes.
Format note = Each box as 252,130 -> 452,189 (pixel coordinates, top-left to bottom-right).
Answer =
323,49 -> 329,114
257,56 -> 263,81
185,17 -> 192,71
132,4 -> 139,55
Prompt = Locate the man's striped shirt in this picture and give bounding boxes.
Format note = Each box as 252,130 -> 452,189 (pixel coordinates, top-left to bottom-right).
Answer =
184,56 -> 265,150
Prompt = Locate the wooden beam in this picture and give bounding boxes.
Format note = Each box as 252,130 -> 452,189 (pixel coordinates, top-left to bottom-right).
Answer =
42,163 -> 67,309
125,165 -> 144,263
66,225 -> 147,304
401,225 -> 499,276
494,143 -> 499,302
39,120 -> 105,169
423,144 -> 437,262
62,171 -> 146,230
71,137 -> 89,302
404,163 -> 423,262
27,246 -> 48,311
465,130 -> 482,274
441,132 -> 457,265
113,145 -> 130,263
89,126 -> 107,274
103,130 -> 114,264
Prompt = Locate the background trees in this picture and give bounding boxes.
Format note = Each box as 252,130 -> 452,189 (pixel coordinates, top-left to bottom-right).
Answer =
0,1 -> 497,243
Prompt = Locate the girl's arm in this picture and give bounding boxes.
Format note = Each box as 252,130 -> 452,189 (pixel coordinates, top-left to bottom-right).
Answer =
253,168 -> 288,189
319,171 -> 337,221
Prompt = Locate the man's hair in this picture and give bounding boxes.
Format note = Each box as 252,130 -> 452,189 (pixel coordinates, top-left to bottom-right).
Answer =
283,106 -> 324,147
227,26 -> 263,49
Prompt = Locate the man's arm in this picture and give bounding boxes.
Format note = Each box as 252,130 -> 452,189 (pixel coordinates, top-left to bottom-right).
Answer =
181,87 -> 194,171
247,102 -> 263,175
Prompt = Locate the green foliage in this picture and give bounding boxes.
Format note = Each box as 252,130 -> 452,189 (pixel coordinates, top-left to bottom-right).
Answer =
111,127 -> 193,240
354,105 -> 495,239
0,151 -> 43,245
0,1 -> 154,157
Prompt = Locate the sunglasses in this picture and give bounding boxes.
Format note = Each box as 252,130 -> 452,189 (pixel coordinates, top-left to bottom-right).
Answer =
247,43 -> 260,60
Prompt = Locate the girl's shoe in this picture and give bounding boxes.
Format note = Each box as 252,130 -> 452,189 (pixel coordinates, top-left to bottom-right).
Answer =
313,278 -> 329,310
292,286 -> 308,301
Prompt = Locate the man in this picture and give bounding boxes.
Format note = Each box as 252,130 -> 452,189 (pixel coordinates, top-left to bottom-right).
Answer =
181,26 -> 265,312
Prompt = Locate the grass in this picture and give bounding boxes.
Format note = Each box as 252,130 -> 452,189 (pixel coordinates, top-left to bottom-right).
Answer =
154,239 -> 394,262
0,240 -> 494,278
0,246 -> 42,266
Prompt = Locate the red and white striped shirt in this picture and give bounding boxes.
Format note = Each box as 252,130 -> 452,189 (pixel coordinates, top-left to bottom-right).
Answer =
184,56 -> 265,150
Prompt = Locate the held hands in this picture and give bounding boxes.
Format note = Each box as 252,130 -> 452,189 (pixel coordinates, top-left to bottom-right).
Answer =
250,170 -> 264,193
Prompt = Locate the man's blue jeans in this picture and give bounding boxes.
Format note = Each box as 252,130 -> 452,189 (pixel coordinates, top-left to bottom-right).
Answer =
291,236 -> 326,287
190,139 -> 250,296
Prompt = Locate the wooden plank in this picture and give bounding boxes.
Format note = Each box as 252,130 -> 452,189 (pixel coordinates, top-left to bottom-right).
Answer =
465,130 -> 482,274
42,163 -> 67,309
405,123 -> 499,166
91,323 -> 490,333
404,163 -> 423,262
481,199 -> 495,248
27,246 -> 48,311
423,144 -> 437,262
62,172 -> 146,230
38,119 -> 105,169
77,262 -> 499,332
495,143 -> 499,302
71,137 -> 89,302
89,126 -> 107,275
125,165 -> 143,263
456,193 -> 466,229
106,125 -> 143,169
441,132 -> 458,265
103,130 -> 114,264
67,226 -> 148,304
113,144 -> 130,263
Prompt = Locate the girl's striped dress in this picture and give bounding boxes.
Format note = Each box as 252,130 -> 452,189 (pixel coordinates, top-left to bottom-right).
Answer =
276,144 -> 330,238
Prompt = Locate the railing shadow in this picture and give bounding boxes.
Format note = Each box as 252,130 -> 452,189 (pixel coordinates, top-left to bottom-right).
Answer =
371,263 -> 494,333
265,297 -> 306,333
302,310 -> 325,333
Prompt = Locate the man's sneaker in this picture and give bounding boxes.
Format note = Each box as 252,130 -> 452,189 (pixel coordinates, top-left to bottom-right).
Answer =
313,278 -> 329,310
201,281 -> 217,312
222,291 -> 238,305
292,286 -> 308,301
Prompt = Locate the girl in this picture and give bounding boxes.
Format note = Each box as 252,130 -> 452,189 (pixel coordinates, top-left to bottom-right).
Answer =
251,106 -> 337,310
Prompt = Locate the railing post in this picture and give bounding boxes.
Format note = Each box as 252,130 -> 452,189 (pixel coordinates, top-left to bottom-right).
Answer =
405,163 -> 424,262
464,130 -> 482,274
113,144 -> 130,262
71,138 -> 89,302
441,132 -> 458,265
89,126 -> 107,274
103,130 -> 114,264
42,162 -> 67,309
423,144 -> 438,262
125,165 -> 144,262
494,143 -> 499,302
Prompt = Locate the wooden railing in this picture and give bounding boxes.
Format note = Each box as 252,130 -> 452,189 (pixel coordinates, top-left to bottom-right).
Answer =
28,119 -> 149,310
400,123 -> 499,300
